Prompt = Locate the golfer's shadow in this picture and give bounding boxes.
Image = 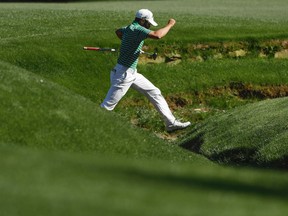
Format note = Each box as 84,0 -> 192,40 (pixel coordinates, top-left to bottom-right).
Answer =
180,132 -> 204,154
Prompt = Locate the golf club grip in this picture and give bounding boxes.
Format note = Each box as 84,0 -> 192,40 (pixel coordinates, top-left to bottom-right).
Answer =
83,47 -> 116,52
83,47 -> 101,51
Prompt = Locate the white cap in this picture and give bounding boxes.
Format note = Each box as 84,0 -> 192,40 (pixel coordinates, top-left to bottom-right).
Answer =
135,9 -> 158,26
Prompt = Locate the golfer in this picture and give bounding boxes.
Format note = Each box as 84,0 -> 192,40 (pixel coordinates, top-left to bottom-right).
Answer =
101,9 -> 191,132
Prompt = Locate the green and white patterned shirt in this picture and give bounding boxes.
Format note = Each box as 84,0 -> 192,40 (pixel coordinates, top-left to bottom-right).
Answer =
117,21 -> 151,69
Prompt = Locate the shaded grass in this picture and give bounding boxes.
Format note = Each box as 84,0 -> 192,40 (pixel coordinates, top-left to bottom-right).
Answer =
1,144 -> 288,216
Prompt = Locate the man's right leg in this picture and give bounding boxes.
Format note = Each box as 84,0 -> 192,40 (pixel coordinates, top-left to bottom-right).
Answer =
131,72 -> 191,132
101,64 -> 135,110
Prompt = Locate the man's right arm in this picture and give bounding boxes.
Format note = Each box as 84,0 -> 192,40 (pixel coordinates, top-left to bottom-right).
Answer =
148,19 -> 176,39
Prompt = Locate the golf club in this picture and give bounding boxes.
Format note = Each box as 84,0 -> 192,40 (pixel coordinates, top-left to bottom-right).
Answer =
83,46 -> 158,60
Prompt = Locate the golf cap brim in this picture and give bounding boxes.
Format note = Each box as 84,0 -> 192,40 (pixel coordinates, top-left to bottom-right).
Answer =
136,9 -> 158,27
147,17 -> 158,27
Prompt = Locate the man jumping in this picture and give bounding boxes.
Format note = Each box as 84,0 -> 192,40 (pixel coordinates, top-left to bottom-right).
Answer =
101,9 -> 191,132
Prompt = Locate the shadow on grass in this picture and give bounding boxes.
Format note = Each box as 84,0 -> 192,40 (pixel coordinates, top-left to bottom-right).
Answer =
209,148 -> 288,170
101,163 -> 288,200
180,132 -> 205,154
180,133 -> 288,170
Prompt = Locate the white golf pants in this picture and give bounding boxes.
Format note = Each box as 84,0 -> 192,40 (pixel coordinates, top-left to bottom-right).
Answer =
101,64 -> 176,125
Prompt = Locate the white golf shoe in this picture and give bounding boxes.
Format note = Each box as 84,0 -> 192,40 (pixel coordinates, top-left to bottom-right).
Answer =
166,120 -> 191,132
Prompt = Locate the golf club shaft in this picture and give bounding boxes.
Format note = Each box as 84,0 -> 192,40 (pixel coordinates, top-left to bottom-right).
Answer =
84,47 -> 157,59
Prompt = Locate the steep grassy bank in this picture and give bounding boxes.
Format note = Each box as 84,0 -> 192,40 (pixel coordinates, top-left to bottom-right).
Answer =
180,97 -> 288,169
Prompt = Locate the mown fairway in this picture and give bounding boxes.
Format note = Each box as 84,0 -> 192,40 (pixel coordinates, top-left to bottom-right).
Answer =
0,0 -> 288,215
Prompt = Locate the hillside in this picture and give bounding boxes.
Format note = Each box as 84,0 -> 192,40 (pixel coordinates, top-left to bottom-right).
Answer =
0,60 -> 203,163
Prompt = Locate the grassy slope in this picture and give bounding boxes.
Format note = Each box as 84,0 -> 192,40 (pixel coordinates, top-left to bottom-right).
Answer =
180,97 -> 288,168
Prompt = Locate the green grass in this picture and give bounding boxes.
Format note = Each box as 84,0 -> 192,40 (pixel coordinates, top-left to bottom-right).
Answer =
0,1 -> 288,215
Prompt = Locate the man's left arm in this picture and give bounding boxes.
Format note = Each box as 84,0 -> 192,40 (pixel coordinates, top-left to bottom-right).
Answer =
115,28 -> 123,40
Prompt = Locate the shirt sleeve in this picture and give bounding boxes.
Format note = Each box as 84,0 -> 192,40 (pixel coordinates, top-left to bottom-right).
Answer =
137,26 -> 152,40
119,26 -> 126,34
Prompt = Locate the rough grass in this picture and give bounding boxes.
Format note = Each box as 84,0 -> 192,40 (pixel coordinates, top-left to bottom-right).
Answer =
123,59 -> 288,132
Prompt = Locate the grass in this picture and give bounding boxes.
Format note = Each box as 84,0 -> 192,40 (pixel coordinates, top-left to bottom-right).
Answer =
0,0 -> 288,215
